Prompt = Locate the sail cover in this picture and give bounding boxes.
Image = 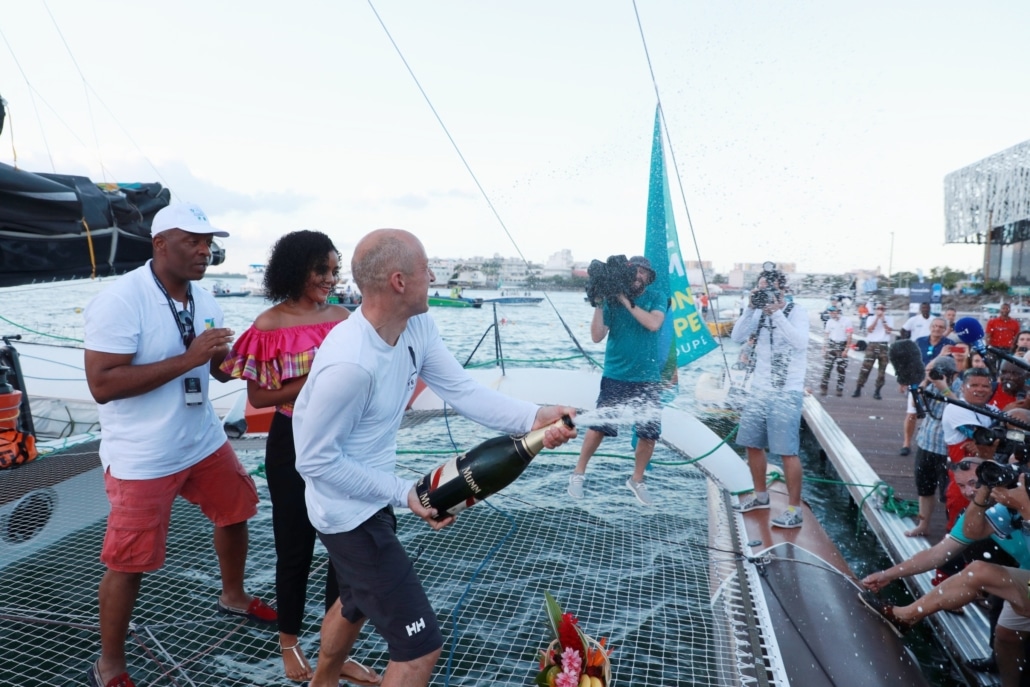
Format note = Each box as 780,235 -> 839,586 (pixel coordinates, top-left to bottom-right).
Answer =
0,162 -> 169,238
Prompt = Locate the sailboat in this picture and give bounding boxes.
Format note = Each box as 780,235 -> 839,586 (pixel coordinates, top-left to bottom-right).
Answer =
0,105 -> 933,686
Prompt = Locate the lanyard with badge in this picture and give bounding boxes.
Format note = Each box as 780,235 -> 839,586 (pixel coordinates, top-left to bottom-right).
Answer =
150,264 -> 204,406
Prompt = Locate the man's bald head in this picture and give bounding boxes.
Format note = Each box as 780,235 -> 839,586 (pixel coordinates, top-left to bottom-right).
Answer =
352,229 -> 424,294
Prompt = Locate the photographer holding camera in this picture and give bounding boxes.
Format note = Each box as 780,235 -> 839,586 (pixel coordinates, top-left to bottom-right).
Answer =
569,255 -> 667,505
730,264 -> 809,528
942,368 -> 998,528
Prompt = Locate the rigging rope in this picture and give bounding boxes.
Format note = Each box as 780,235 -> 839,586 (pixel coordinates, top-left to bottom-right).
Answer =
630,1 -> 735,381
365,0 -> 598,369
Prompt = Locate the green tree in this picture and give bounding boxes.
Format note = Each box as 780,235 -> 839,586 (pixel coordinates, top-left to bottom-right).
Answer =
891,271 -> 918,288
480,259 -> 501,277
928,266 -> 966,290
982,279 -> 1010,295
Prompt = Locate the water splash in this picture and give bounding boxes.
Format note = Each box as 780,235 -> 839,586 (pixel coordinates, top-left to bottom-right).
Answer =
573,400 -> 662,429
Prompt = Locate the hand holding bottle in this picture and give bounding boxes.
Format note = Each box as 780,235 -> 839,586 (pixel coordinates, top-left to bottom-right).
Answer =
407,488 -> 457,530
415,414 -> 576,521
532,405 -> 578,448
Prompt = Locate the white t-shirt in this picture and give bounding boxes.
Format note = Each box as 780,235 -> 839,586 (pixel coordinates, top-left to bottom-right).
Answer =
730,303 -> 810,392
865,312 -> 892,343
83,262 -> 227,479
941,402 -> 994,446
902,314 -> 932,340
293,309 -> 539,534
824,316 -> 854,343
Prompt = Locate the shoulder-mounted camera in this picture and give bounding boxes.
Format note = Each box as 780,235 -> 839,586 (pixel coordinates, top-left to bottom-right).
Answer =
586,255 -> 638,308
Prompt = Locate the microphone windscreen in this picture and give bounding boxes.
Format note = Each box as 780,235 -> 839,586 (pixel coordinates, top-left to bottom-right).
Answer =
954,316 -> 985,346
889,339 -> 927,386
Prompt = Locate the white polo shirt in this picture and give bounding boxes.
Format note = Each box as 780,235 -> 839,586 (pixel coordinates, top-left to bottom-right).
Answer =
84,262 -> 227,479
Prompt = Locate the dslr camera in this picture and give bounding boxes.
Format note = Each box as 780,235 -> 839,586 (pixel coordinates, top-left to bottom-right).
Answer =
586,255 -> 638,307
975,425 -> 1030,491
750,261 -> 784,310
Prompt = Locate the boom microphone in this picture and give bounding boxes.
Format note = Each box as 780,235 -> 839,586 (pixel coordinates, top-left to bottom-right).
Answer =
888,339 -> 928,418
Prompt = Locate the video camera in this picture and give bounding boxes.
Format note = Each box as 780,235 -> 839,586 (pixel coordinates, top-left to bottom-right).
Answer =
750,261 -> 785,310
586,255 -> 638,308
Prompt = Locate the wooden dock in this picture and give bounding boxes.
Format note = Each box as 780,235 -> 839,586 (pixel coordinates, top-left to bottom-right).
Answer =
799,316 -> 995,686
802,335 -> 948,541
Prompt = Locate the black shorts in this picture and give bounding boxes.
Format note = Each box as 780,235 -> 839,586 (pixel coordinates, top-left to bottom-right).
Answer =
319,507 -> 443,662
589,377 -> 662,440
914,447 -> 948,499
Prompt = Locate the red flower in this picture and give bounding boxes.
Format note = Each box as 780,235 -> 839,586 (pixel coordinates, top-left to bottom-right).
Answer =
558,612 -> 584,657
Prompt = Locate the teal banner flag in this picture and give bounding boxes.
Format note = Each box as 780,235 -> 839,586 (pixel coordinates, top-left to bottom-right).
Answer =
643,105 -> 718,368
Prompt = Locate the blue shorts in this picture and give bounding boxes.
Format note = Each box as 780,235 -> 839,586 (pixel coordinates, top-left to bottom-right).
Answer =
589,377 -> 662,441
319,507 -> 443,662
736,389 -> 803,457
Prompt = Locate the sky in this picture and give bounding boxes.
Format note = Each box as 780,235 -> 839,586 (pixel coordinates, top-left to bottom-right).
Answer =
3,1 -> 1029,277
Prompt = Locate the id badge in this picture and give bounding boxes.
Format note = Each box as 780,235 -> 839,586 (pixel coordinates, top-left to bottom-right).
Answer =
184,377 -> 203,406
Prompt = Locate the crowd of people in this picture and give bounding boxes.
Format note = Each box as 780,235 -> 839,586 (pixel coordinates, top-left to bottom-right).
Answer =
819,297 -> 1030,685
81,206 -> 579,687
79,203 -> 1030,687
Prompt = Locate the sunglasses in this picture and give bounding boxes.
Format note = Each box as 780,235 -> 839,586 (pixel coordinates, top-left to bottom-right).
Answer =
951,459 -> 982,472
178,310 -> 196,348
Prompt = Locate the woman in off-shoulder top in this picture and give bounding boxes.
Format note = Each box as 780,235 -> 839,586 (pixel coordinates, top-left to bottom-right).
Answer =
221,230 -> 380,685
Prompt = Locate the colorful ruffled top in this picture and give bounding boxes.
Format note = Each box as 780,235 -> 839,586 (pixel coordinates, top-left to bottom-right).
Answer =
220,320 -> 340,417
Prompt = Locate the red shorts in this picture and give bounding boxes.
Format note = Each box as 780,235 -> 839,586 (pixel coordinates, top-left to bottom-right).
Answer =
101,442 -> 258,573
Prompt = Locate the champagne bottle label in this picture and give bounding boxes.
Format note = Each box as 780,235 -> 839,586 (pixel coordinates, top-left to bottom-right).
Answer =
415,415 -> 573,519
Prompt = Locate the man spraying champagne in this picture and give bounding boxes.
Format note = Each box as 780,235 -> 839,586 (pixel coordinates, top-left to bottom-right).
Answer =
293,229 -> 577,687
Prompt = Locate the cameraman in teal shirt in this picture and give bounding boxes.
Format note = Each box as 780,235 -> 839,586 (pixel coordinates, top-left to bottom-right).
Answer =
568,256 -> 667,505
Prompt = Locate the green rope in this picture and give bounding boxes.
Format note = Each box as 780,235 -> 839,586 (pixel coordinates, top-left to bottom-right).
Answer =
0,314 -> 84,343
763,469 -> 918,534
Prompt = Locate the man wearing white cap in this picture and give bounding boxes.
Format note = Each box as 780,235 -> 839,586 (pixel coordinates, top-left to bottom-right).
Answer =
83,203 -> 276,687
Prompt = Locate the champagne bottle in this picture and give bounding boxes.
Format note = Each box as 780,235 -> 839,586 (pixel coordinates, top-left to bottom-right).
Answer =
415,415 -> 574,520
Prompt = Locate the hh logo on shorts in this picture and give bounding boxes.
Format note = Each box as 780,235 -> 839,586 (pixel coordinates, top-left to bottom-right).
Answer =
405,617 -> 426,636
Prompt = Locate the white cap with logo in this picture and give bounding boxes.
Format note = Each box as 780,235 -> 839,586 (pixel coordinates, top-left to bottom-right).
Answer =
151,203 -> 229,237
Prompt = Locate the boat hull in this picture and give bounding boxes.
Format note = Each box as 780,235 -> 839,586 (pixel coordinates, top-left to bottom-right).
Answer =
428,296 -> 481,308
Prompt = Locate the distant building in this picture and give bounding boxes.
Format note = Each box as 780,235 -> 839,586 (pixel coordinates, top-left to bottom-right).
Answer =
541,249 -> 576,278
428,254 -> 542,289
945,140 -> 1030,284
684,260 -> 714,290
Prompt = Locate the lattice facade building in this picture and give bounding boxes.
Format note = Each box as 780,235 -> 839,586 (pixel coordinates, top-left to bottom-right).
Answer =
944,140 -> 1030,284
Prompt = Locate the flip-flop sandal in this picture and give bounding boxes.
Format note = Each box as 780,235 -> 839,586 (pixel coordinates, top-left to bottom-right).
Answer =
280,641 -> 314,682
340,657 -> 382,686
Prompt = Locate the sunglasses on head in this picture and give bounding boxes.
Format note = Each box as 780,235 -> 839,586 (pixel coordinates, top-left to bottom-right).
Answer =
178,309 -> 196,348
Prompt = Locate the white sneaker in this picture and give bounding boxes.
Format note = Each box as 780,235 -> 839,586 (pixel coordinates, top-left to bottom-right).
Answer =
625,477 -> 653,506
567,473 -> 586,499
733,494 -> 770,512
771,508 -> 803,529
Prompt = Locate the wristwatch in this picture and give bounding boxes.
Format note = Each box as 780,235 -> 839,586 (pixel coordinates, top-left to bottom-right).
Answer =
1020,518 -> 1030,536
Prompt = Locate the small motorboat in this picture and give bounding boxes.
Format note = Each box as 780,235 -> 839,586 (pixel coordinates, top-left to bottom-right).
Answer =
210,280 -> 250,298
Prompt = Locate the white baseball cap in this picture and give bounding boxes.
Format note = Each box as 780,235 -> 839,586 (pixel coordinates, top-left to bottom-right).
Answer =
151,203 -> 229,237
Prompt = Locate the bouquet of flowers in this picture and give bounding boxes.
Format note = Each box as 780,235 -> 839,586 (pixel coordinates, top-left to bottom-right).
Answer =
534,591 -> 612,687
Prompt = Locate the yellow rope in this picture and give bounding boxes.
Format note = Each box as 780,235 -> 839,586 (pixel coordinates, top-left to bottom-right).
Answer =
82,217 -> 97,279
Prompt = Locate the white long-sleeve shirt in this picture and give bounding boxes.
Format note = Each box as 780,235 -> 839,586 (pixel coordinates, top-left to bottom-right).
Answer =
731,303 -> 810,392
293,309 -> 539,534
